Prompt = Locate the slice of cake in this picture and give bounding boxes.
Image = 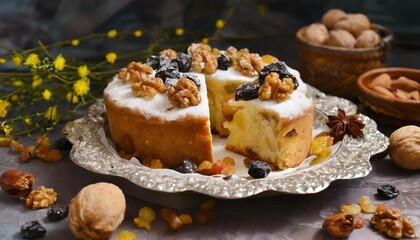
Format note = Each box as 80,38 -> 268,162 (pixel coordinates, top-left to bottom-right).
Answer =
103,61 -> 213,168
188,44 -> 264,137
224,62 -> 314,169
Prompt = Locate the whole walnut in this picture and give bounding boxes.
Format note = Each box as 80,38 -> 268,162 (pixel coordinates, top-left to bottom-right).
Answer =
304,23 -> 329,45
69,182 -> 126,240
326,29 -> 356,48
356,29 -> 381,48
389,125 -> 420,170
334,13 -> 371,37
322,9 -> 348,29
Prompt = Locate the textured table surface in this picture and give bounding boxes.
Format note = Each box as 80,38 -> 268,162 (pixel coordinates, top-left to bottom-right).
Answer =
1,135 -> 419,240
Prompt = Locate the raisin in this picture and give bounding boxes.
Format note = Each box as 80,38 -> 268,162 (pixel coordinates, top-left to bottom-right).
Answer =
377,184 -> 399,199
259,62 -> 299,90
235,83 -> 260,101
147,55 -> 171,70
175,159 -> 198,174
182,73 -> 201,88
20,221 -> 47,239
146,55 -> 159,69
54,137 -> 72,151
217,54 -> 231,71
155,62 -> 180,83
248,160 -> 270,178
175,52 -> 192,72
47,205 -> 69,221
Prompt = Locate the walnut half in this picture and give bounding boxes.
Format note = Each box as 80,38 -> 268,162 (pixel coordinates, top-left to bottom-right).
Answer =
371,203 -> 415,239
258,72 -> 294,102
167,77 -> 201,108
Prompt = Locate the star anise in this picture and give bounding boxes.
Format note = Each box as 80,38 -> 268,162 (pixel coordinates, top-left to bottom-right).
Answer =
326,109 -> 365,142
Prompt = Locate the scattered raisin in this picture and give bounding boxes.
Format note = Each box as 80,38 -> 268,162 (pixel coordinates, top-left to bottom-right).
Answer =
47,205 -> 69,221
20,221 -> 47,239
248,160 -> 270,178
217,54 -> 231,70
175,52 -> 192,72
259,62 -> 299,90
155,62 -> 180,83
175,159 -> 198,174
182,73 -> 201,88
235,83 -> 260,101
377,184 -> 399,199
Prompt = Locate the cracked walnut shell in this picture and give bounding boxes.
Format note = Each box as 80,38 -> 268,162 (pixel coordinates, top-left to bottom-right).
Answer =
69,182 -> 126,240
389,125 -> 420,170
0,169 -> 34,198
323,213 -> 355,238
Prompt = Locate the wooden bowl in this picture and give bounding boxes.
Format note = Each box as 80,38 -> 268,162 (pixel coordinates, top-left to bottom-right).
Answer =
296,24 -> 393,101
357,67 -> 420,125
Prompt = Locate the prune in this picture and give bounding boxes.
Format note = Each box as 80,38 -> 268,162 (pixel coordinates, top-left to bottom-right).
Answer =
182,73 -> 201,88
258,62 -> 299,90
377,184 -> 399,199
217,54 -> 231,70
235,83 -> 260,101
155,62 -> 180,82
20,221 -> 47,239
54,137 -> 72,151
147,55 -> 171,70
175,52 -> 192,72
47,205 -> 69,221
175,159 -> 198,174
248,160 -> 270,179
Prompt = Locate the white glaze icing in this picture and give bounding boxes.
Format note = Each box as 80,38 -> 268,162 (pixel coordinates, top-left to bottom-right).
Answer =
228,90 -> 312,119
206,67 -> 257,82
104,73 -> 210,121
104,61 -> 310,121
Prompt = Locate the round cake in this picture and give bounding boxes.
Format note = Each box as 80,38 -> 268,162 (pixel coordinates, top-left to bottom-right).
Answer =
103,44 -> 314,170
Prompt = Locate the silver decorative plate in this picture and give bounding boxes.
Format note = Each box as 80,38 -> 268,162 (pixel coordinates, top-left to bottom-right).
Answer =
63,86 -> 388,199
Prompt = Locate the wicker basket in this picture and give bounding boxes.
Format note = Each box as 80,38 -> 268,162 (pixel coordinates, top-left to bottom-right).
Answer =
296,24 -> 393,100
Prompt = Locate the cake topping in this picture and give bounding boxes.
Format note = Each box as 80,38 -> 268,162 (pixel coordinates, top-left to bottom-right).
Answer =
175,52 -> 192,72
182,73 -> 201,88
155,61 -> 181,82
235,83 -> 260,101
167,77 -> 202,108
326,109 -> 365,142
146,55 -> 170,70
118,62 -> 153,82
189,43 -> 218,74
258,72 -> 294,102
159,48 -> 177,60
258,62 -> 299,89
131,71 -> 166,98
217,54 -> 231,70
226,46 -> 263,77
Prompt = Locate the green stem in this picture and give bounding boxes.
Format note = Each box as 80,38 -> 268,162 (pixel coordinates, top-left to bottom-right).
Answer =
38,41 -> 54,59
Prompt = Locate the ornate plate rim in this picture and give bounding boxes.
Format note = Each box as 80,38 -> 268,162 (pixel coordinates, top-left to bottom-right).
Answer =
63,86 -> 388,199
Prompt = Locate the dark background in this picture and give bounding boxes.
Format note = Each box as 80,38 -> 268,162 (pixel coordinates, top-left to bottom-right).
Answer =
1,0 -> 420,69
